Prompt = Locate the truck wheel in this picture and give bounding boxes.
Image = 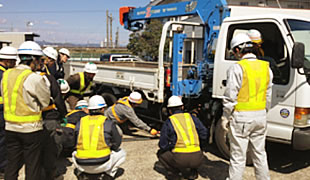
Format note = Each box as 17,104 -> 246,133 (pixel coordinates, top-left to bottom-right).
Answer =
101,93 -> 117,107
215,118 -> 253,165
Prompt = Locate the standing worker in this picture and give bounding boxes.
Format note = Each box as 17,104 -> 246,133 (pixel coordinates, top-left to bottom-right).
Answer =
42,46 -> 58,76
66,62 -> 97,110
72,95 -> 126,179
221,33 -> 273,180
0,46 -> 18,178
105,92 -> 158,136
157,96 -> 208,180
40,47 -> 68,179
2,41 -> 50,180
54,48 -> 70,80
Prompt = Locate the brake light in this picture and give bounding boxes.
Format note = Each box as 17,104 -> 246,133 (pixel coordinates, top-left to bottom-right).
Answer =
294,107 -> 310,127
166,68 -> 171,87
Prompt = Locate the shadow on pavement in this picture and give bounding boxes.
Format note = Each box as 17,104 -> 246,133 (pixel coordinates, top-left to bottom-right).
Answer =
198,155 -> 229,180
266,141 -> 310,174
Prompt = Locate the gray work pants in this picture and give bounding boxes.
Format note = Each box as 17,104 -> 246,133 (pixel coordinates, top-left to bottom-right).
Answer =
228,111 -> 270,180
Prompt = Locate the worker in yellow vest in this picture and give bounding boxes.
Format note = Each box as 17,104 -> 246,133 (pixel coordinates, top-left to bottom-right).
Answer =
72,95 -> 126,179
1,41 -> 50,180
156,96 -> 208,180
0,46 -> 18,178
221,33 -> 273,180
66,62 -> 98,110
105,91 -> 158,136
62,100 -> 89,154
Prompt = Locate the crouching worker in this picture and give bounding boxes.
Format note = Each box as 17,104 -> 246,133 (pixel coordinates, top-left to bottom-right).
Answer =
72,95 -> 126,179
157,96 -> 208,180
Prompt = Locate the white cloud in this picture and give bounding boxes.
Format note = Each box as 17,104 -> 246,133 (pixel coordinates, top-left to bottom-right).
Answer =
0,18 -> 7,24
43,20 -> 59,25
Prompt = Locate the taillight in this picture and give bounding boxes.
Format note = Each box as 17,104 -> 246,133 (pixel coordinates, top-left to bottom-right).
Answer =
294,107 -> 310,127
166,68 -> 171,87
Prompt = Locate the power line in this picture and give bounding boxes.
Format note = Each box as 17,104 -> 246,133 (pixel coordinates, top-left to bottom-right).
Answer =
0,9 -> 118,14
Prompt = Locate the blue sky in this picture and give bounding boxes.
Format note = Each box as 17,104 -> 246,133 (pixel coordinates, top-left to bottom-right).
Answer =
0,0 -> 150,45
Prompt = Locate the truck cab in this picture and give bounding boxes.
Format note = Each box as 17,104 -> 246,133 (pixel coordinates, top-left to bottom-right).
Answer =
212,14 -> 310,152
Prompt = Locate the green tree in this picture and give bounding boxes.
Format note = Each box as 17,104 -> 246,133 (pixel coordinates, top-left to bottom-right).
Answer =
127,19 -> 168,61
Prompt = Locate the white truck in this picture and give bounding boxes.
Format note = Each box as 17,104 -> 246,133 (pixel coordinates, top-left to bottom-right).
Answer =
65,0 -> 310,160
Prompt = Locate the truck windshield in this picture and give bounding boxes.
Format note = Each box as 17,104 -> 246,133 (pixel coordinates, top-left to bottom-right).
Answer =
287,19 -> 310,69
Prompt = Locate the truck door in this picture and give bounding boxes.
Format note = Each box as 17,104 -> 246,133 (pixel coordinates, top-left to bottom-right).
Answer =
213,19 -> 296,141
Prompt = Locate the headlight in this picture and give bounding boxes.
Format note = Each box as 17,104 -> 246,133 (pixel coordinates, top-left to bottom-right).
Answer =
294,107 -> 310,127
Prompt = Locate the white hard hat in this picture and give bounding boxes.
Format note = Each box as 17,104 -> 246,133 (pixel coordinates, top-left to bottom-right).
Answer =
167,95 -> 183,108
128,92 -> 142,104
88,95 -> 107,110
43,47 -> 58,61
18,41 -> 43,56
84,62 -> 98,74
247,29 -> 262,44
75,100 -> 88,108
230,33 -> 252,50
57,79 -> 70,94
0,46 -> 17,60
59,48 -> 70,57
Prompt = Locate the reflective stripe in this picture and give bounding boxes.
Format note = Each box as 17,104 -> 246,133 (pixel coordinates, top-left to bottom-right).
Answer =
3,69 -> 41,123
70,72 -> 92,95
65,109 -> 80,117
235,59 -> 269,111
170,113 -> 200,153
0,66 -> 6,104
66,123 -> 76,129
111,97 -> 131,123
42,104 -> 56,111
76,115 -> 111,159
44,65 -> 50,75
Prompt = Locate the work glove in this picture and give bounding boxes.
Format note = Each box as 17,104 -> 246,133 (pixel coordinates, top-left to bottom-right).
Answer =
221,116 -> 230,132
150,128 -> 158,135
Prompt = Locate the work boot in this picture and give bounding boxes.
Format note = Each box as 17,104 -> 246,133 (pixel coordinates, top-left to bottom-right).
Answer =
187,169 -> 198,180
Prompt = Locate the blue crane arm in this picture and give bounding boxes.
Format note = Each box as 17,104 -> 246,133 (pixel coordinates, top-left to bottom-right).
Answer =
120,0 -> 230,61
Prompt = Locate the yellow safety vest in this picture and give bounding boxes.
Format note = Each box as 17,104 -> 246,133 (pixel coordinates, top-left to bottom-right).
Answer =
0,66 -> 7,104
111,97 -> 132,123
235,59 -> 270,111
76,115 -> 111,159
70,72 -> 92,95
169,113 -> 200,153
2,69 -> 42,123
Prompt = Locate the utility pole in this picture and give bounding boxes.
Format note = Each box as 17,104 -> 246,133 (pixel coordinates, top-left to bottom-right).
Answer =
106,10 -> 109,48
109,13 -> 113,48
115,27 -> 119,48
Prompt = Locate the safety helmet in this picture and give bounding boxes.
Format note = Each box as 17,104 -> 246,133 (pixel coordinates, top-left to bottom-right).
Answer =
128,92 -> 143,104
88,95 -> 107,110
247,29 -> 263,44
167,95 -> 183,108
83,62 -> 98,74
57,79 -> 70,94
0,46 -> 17,60
59,48 -> 70,57
230,33 -> 252,50
18,41 -> 43,56
75,100 -> 88,109
43,47 -> 58,61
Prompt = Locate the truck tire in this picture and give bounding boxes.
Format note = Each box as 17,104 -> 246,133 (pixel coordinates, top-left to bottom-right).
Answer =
101,92 -> 117,107
215,118 -> 253,165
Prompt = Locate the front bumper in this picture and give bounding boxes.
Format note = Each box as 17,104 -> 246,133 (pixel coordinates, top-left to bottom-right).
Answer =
293,127 -> 310,150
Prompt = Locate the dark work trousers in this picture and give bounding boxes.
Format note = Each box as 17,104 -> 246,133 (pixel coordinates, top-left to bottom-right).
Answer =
5,130 -> 43,180
41,128 -> 58,180
157,150 -> 203,175
0,111 -> 7,172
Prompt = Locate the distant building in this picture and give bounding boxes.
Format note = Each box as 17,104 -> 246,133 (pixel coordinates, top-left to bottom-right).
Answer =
0,32 -> 40,49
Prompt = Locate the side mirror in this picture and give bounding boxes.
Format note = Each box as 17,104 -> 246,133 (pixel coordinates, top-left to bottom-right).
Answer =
291,42 -> 305,69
